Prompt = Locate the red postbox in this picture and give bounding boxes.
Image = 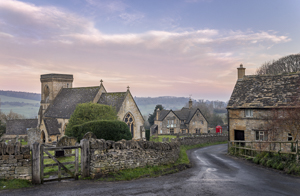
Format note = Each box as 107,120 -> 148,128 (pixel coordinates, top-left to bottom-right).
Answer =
216,125 -> 222,133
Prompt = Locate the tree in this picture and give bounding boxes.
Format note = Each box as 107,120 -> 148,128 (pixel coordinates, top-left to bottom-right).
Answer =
209,113 -> 224,128
148,105 -> 164,126
0,110 -> 25,124
65,102 -> 118,133
256,53 -> 300,75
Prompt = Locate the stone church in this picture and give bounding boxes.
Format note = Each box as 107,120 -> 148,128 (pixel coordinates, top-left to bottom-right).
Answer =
37,74 -> 145,143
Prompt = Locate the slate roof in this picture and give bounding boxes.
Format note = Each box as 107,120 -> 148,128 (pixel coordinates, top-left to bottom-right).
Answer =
158,107 -> 208,123
227,73 -> 300,108
98,92 -> 127,112
44,86 -> 100,118
44,118 -> 61,135
6,119 -> 38,135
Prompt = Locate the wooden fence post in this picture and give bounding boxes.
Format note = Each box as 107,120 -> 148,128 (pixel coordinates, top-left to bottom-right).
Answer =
32,142 -> 41,184
296,140 -> 298,163
81,139 -> 90,178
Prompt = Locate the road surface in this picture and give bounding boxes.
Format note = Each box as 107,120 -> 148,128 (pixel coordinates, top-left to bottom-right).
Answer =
2,144 -> 300,196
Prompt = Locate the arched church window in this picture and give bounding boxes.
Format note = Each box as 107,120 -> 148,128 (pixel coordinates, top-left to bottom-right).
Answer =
44,85 -> 50,103
124,113 -> 134,138
41,131 -> 46,143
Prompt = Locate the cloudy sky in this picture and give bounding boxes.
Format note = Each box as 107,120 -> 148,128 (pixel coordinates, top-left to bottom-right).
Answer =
0,0 -> 299,101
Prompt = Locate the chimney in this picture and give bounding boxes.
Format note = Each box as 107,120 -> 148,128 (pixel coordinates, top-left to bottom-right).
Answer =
156,108 -> 160,121
189,98 -> 193,109
237,64 -> 246,80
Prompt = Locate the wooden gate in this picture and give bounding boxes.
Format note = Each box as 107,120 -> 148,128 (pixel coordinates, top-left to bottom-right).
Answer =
40,145 -> 80,183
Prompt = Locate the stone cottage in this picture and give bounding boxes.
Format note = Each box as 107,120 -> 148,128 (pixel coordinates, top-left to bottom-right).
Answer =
151,99 -> 208,135
227,64 -> 300,143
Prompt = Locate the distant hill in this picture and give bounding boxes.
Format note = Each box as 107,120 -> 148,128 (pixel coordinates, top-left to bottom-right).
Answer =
0,90 -> 40,101
0,90 -> 227,118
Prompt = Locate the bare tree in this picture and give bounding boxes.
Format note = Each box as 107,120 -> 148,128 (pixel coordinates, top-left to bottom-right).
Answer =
0,110 -> 25,124
256,54 -> 300,75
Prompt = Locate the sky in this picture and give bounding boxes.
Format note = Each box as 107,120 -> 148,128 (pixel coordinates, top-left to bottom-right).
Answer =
0,0 -> 299,101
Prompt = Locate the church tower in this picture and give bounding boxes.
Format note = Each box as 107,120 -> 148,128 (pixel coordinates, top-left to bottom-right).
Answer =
40,74 -> 73,114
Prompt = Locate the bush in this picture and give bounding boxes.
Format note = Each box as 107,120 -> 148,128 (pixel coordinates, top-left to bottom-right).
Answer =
66,103 -> 118,133
67,120 -> 132,142
145,129 -> 150,141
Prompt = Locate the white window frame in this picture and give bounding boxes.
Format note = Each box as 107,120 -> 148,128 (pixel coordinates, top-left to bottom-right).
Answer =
255,130 -> 266,141
245,109 -> 253,117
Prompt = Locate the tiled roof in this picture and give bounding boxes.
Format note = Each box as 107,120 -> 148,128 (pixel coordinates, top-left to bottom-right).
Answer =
44,118 -> 61,135
6,119 -> 38,135
158,110 -> 170,121
44,87 -> 100,118
227,73 -> 300,108
97,92 -> 127,112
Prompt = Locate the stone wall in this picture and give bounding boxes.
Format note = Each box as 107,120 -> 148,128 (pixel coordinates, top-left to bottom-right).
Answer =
0,142 -> 31,180
88,135 -> 227,179
89,139 -> 180,179
176,135 -> 228,146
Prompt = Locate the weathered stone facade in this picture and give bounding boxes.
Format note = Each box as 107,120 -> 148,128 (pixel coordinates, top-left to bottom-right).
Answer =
153,100 -> 208,135
36,74 -> 145,143
227,65 -> 300,147
0,142 -> 31,180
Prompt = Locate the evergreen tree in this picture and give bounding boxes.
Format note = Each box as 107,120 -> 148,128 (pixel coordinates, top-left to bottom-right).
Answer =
148,104 -> 164,126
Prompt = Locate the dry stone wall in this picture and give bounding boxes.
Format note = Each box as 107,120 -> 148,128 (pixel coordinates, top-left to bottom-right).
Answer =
89,139 -> 180,179
176,135 -> 227,146
0,142 -> 31,180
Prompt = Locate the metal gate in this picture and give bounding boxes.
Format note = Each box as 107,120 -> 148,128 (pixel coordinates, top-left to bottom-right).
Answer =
40,144 -> 80,183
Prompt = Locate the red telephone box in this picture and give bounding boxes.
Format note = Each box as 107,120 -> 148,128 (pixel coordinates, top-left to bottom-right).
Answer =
216,125 -> 222,133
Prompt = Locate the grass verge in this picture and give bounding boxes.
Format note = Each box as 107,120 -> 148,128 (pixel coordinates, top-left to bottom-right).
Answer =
0,179 -> 32,190
96,141 -> 227,181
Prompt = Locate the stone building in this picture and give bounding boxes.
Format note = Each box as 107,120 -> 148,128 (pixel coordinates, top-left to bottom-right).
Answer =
5,74 -> 145,144
151,100 -> 208,135
38,74 -> 145,143
227,64 -> 300,143
4,119 -> 38,140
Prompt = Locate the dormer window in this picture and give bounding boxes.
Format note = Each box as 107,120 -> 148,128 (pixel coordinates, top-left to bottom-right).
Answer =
245,109 -> 253,117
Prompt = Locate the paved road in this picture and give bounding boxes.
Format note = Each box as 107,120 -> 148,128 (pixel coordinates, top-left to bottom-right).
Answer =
2,144 -> 300,196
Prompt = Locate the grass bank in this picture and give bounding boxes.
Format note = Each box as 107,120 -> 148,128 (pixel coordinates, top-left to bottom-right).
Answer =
229,147 -> 300,175
0,179 -> 32,190
97,141 -> 227,181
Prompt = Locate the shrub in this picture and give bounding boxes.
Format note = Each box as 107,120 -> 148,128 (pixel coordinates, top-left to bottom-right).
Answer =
276,162 -> 284,170
66,103 -> 118,133
67,120 -> 132,142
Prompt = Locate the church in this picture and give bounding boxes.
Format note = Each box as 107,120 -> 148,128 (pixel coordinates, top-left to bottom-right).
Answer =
38,74 -> 145,143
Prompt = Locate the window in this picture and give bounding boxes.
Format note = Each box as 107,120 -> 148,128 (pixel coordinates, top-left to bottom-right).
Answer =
182,130 -> 186,134
255,130 -> 267,141
124,113 -> 135,137
288,133 -> 293,141
245,109 -> 253,117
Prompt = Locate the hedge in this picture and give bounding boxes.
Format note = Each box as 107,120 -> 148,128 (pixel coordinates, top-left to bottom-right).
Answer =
67,120 -> 132,142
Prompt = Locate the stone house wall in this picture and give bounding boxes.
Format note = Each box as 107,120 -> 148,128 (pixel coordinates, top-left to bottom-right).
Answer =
160,112 -> 181,134
0,142 -> 31,180
117,92 -> 145,139
228,108 -> 299,151
188,110 -> 208,134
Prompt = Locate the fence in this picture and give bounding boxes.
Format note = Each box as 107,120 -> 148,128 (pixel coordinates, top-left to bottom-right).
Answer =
229,140 -> 299,162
